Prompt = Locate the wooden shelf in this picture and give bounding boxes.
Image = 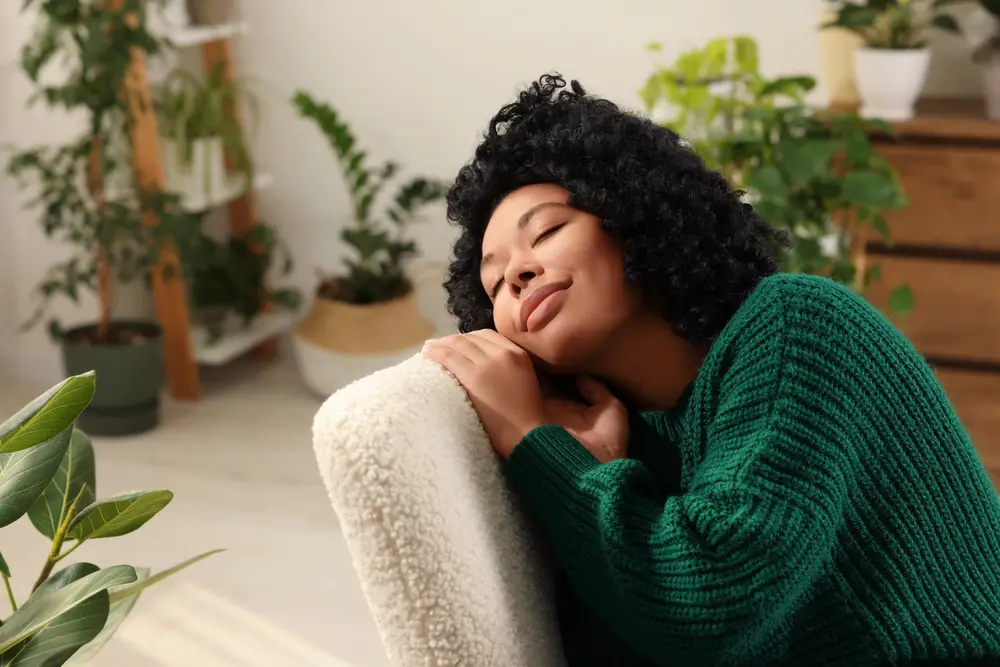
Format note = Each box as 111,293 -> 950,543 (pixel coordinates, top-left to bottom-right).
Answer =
167,22 -> 249,48
831,97 -> 1000,143
192,310 -> 299,366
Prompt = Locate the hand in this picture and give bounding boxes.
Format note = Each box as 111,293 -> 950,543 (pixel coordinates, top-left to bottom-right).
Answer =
422,330 -> 546,458
543,376 -> 629,464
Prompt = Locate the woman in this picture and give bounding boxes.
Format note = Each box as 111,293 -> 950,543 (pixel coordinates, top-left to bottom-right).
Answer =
421,74 -> 1000,666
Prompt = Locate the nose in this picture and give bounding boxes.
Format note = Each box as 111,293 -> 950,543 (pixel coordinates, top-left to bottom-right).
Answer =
505,258 -> 542,297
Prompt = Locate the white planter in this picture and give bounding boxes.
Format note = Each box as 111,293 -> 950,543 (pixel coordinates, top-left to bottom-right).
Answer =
982,59 -> 1000,121
854,47 -> 931,121
162,137 -> 226,205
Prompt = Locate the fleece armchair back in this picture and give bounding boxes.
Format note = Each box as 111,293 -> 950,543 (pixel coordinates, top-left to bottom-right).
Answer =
311,354 -> 567,667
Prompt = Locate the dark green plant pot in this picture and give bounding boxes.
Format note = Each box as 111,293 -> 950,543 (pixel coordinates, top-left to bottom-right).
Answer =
60,321 -> 165,436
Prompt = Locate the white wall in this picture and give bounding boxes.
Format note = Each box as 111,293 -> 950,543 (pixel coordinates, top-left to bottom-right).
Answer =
0,0 -> 985,384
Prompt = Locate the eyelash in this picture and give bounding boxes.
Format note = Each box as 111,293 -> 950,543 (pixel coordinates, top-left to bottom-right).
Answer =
490,224 -> 563,298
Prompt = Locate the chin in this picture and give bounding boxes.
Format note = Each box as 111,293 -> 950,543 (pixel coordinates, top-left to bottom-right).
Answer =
521,324 -> 602,375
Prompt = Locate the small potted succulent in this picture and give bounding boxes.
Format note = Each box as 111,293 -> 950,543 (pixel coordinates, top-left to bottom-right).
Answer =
289,91 -> 447,394
823,0 -> 962,120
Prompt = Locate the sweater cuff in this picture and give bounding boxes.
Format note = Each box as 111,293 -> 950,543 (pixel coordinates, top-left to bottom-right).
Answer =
503,423 -> 602,506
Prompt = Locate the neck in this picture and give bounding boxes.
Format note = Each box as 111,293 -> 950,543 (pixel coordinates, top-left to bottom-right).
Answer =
591,314 -> 707,412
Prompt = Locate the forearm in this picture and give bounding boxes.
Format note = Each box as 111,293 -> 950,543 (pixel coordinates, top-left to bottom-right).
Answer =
505,425 -> 832,664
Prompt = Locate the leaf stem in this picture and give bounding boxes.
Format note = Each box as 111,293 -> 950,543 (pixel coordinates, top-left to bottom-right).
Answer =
32,485 -> 87,593
2,571 -> 16,612
53,540 -> 82,563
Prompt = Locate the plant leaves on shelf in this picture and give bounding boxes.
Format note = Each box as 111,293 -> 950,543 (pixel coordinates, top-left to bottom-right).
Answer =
68,490 -> 174,542
109,550 -> 224,606
61,567 -> 149,667
841,171 -> 908,209
0,563 -> 109,667
0,372 -> 95,455
888,284 -> 916,316
28,428 -> 96,539
0,565 -> 136,654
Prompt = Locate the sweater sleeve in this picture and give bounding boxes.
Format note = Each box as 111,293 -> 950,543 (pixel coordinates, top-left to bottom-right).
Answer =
503,283 -> 859,665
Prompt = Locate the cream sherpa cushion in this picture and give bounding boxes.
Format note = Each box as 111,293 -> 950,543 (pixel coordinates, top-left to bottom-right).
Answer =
312,354 -> 567,667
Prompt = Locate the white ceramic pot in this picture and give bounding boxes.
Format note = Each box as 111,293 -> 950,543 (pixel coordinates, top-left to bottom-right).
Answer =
854,47 -> 931,121
982,59 -> 1000,121
162,136 -> 227,207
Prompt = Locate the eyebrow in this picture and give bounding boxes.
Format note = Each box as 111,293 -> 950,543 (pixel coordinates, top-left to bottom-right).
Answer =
480,201 -> 566,270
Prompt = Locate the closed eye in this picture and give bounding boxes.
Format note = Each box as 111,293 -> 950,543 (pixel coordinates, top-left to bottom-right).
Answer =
532,224 -> 563,245
490,278 -> 504,298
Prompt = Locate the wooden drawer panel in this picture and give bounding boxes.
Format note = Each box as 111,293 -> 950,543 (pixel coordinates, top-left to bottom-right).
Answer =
877,144 -> 1000,251
937,369 -> 1000,487
865,256 -> 1000,364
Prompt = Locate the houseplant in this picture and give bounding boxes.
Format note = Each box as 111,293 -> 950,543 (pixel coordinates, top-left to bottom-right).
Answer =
178,221 -> 302,344
956,0 -> 1000,118
640,35 -> 914,312
823,0 -> 963,119
290,91 -> 447,393
8,0 -> 199,435
0,371 -> 219,666
155,63 -> 259,207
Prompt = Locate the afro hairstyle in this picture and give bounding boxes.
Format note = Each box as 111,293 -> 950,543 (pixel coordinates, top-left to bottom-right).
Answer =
443,73 -> 786,345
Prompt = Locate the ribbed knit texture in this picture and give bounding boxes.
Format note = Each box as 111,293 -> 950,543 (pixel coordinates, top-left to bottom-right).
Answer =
504,273 -> 1000,667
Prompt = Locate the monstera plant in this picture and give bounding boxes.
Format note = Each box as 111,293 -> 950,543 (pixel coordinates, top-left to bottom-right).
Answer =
0,372 -> 220,665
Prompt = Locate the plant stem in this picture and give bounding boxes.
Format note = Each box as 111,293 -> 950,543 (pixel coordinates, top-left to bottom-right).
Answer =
87,133 -> 111,343
2,571 -> 16,612
53,540 -> 82,563
32,486 -> 87,593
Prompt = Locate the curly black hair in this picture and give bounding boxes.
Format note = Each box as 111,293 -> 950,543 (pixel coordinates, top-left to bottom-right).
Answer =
443,73 -> 786,345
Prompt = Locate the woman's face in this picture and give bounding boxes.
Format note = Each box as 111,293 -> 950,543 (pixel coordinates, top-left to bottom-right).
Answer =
480,183 -> 640,373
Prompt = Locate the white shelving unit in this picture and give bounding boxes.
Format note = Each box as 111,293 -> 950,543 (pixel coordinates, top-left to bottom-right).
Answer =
192,310 -> 300,366
167,21 -> 249,48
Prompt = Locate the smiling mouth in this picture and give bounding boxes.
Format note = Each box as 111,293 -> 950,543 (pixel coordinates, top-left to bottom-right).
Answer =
520,282 -> 571,332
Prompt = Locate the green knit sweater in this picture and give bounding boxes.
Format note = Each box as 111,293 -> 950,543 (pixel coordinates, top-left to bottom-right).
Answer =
505,273 -> 1000,667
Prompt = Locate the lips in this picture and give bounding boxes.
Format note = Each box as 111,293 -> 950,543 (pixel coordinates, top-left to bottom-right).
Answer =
519,281 -> 571,331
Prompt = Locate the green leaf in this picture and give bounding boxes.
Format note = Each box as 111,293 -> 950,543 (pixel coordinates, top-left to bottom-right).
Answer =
0,563 -> 108,667
931,14 -> 961,33
62,568 -> 149,667
28,428 -> 95,539
744,165 -> 790,204
0,373 -> 95,455
109,550 -> 224,605
0,427 -> 71,528
872,214 -> 893,245
0,551 -> 8,578
888,284 -> 915,315
68,490 -> 173,541
982,0 -> 1000,20
841,171 -> 907,209
0,565 -> 136,654
778,139 -> 840,188
759,76 -> 816,99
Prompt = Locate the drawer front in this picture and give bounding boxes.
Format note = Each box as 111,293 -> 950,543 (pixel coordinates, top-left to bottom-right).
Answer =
877,144 -> 1000,252
864,256 -> 1000,364
937,369 -> 1000,487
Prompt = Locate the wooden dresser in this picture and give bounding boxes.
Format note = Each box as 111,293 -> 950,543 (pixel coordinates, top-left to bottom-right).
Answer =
861,98 -> 1000,488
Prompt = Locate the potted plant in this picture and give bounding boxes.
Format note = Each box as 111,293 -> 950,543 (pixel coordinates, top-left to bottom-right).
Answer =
178,221 -> 302,344
823,0 -> 962,120
7,0 -> 197,435
954,0 -> 1000,118
0,371 -> 219,665
641,35 -> 915,313
155,63 -> 258,206
290,91 -> 447,394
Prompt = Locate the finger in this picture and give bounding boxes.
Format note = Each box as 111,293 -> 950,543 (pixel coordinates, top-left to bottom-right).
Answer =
466,329 -> 524,355
576,376 -> 617,406
422,340 -> 476,378
445,334 -> 492,364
